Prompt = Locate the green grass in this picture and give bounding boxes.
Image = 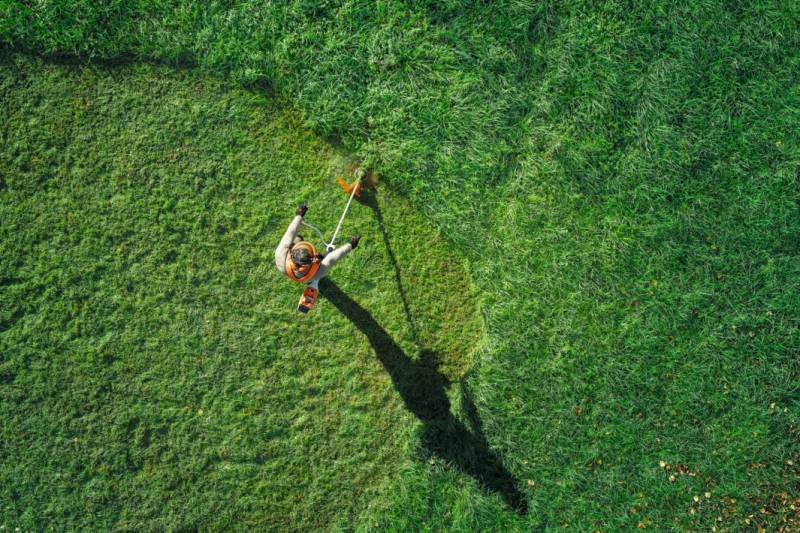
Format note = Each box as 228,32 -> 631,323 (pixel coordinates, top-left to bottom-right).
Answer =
0,55 -> 483,530
2,0 -> 800,530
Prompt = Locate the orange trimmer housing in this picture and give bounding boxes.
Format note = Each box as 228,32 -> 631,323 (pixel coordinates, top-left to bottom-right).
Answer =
297,286 -> 319,314
337,176 -> 362,198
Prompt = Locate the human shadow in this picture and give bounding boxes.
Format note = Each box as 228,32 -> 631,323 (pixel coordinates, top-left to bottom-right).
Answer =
319,278 -> 528,513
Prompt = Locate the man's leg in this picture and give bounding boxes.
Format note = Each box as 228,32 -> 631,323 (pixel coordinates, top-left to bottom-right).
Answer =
310,243 -> 353,282
274,215 -> 303,274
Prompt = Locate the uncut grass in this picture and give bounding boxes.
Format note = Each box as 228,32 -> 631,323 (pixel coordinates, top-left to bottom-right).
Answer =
0,55 -> 482,531
3,0 -> 800,530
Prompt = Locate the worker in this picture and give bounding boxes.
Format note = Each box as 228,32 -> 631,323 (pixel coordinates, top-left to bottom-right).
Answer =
275,202 -> 360,292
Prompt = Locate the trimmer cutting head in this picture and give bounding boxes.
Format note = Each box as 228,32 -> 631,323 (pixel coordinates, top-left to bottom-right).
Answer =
336,167 -> 378,198
336,176 -> 362,197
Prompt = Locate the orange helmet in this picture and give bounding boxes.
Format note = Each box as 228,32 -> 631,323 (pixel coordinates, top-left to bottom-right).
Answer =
284,241 -> 321,282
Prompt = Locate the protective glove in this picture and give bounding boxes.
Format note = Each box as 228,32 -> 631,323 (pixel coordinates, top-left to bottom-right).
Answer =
296,202 -> 308,217
350,234 -> 361,249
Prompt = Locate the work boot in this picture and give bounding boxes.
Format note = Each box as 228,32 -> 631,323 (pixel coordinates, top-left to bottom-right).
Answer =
350,234 -> 361,249
296,202 -> 308,217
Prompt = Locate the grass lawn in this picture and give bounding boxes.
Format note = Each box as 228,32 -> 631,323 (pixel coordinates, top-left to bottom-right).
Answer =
1,54 -> 484,530
2,1 -> 800,530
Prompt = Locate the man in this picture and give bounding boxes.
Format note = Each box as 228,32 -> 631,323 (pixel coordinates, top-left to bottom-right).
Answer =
275,202 -> 360,312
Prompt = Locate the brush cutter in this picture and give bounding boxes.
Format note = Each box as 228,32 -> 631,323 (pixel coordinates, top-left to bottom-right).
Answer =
295,171 -> 366,313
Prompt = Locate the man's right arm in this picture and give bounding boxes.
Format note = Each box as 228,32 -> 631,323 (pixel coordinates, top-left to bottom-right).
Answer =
274,204 -> 308,273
